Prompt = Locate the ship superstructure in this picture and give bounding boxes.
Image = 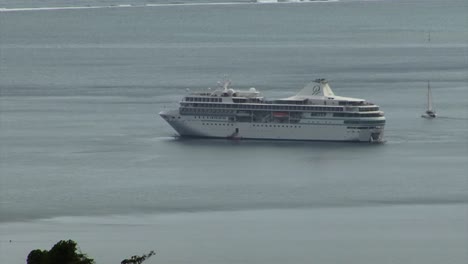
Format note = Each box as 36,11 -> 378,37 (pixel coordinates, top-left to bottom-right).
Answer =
160,79 -> 385,142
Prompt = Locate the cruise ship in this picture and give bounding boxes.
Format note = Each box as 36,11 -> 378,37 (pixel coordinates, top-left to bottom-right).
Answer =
159,79 -> 385,142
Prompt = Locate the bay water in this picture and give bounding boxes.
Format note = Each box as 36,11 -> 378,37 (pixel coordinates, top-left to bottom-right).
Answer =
1,0 -> 467,263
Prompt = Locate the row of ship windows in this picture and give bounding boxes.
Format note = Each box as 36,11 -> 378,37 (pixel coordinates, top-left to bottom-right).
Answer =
188,116 -> 382,127
200,123 -> 303,129
180,108 -> 234,114
302,121 -> 335,124
202,123 -> 234,126
252,124 -> 302,128
347,126 -> 379,130
181,108 -> 381,117
182,101 -> 379,110
184,98 -> 377,108
334,113 -> 383,117
182,103 -> 344,112
182,104 -> 380,113
194,116 -> 226,120
309,113 -> 327,117
359,107 -> 380,112
185,97 -> 222,103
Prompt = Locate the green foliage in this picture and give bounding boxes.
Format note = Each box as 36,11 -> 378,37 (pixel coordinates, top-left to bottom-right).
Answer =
48,240 -> 94,264
27,240 -> 94,264
121,250 -> 156,264
27,240 -> 156,264
27,249 -> 48,264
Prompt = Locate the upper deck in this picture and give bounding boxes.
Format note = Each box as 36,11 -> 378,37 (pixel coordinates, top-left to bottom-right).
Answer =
181,79 -> 382,114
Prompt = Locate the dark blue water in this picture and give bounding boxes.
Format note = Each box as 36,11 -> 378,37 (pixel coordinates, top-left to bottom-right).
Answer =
1,0 -> 467,263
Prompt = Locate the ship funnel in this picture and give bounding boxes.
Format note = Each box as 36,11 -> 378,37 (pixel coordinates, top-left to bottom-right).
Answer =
296,79 -> 335,97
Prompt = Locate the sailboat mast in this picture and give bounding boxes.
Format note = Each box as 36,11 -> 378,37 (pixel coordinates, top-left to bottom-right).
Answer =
427,81 -> 433,111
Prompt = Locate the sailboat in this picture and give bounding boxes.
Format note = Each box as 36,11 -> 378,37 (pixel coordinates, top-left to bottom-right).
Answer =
421,81 -> 437,118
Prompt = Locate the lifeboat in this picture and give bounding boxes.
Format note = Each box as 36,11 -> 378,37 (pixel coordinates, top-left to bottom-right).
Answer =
272,112 -> 288,118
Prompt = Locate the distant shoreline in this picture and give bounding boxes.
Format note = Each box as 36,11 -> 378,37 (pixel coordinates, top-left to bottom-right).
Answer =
0,0 -> 338,12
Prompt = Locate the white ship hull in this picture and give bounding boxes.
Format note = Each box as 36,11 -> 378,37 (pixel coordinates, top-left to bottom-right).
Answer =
161,111 -> 384,142
160,79 -> 385,143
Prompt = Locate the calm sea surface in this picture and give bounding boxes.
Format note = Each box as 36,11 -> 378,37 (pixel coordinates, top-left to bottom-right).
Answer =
1,0 -> 467,263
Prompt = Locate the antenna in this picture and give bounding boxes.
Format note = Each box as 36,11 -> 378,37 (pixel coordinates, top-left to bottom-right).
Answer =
223,80 -> 231,91
217,75 -> 231,91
